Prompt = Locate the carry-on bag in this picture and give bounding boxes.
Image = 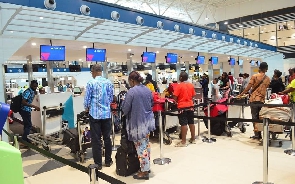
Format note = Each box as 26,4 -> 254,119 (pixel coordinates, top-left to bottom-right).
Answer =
115,146 -> 140,177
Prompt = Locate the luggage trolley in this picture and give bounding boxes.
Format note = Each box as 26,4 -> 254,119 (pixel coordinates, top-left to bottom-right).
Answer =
28,104 -> 64,151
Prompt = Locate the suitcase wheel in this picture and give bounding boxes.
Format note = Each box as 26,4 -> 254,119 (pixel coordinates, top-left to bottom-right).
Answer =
42,144 -> 51,151
164,138 -> 172,145
279,141 -> 283,147
240,126 -> 246,133
227,132 -> 232,137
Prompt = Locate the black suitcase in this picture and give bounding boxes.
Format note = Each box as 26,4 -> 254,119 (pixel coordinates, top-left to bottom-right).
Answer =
115,146 -> 140,177
62,128 -> 80,153
204,113 -> 226,136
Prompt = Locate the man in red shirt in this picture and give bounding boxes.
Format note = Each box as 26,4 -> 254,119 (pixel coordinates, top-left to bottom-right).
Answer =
173,72 -> 196,147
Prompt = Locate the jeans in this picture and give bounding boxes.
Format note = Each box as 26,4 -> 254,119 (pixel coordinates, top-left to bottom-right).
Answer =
134,135 -> 150,172
89,116 -> 112,166
19,110 -> 32,143
250,101 -> 263,136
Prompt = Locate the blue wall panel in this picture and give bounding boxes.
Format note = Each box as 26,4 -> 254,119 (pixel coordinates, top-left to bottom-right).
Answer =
1,0 -> 277,52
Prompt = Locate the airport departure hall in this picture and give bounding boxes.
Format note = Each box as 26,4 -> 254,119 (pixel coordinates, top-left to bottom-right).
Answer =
1,0 -> 295,184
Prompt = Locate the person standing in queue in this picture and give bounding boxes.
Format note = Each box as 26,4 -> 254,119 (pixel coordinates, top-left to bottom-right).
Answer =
122,71 -> 155,180
173,72 -> 196,147
84,64 -> 114,170
20,80 -> 40,147
238,62 -> 270,139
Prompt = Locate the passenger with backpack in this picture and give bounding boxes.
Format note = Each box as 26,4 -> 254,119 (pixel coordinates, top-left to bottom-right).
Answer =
11,80 -> 40,145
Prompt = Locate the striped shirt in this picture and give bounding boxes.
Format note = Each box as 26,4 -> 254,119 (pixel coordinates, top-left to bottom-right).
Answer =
21,88 -> 35,112
84,76 -> 114,120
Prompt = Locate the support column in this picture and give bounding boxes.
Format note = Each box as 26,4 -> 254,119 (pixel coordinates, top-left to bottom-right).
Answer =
103,58 -> 108,79
0,64 -> 8,142
26,55 -> 33,84
151,63 -> 156,81
46,62 -> 54,93
231,65 -> 235,76
176,64 -> 181,82
240,64 -> 244,74
185,61 -> 190,75
220,62 -> 223,75
127,53 -> 133,75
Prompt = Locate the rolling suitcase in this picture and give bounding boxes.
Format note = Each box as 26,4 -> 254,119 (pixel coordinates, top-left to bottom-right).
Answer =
115,146 -> 140,177
62,128 -> 80,153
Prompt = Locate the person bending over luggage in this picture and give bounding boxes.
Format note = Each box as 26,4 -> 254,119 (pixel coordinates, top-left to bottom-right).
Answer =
278,77 -> 295,103
84,64 -> 114,170
173,72 -> 196,147
122,71 -> 155,180
238,62 -> 270,139
20,80 -> 40,147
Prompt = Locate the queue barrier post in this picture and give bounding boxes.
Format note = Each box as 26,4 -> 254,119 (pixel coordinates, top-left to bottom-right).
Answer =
202,101 -> 216,143
284,103 -> 295,156
88,164 -> 99,184
253,118 -> 273,184
13,135 -> 19,149
111,113 -> 119,151
153,109 -> 171,165
196,99 -> 201,139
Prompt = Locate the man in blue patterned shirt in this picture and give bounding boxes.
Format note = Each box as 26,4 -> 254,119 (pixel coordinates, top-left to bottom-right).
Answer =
84,64 -> 114,170
20,80 -> 40,145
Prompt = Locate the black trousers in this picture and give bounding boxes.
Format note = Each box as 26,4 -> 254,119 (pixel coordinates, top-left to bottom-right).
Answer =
19,110 -> 32,143
250,101 -> 263,135
89,116 -> 112,166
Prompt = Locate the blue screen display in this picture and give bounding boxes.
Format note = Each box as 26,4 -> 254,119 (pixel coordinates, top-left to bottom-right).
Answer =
238,60 -> 243,65
166,53 -> 178,63
40,45 -> 65,61
257,61 -> 261,66
211,57 -> 218,65
251,60 -> 256,66
86,48 -> 106,62
229,58 -> 236,65
196,56 -> 205,64
142,52 -> 156,63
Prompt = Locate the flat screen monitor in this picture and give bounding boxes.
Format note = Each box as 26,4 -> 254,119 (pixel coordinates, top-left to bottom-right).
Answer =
166,53 -> 178,63
250,60 -> 256,66
211,57 -> 218,65
257,61 -> 261,66
229,58 -> 236,65
86,48 -> 106,62
142,52 -> 156,63
238,59 -> 243,65
40,45 -> 65,61
196,56 -> 205,64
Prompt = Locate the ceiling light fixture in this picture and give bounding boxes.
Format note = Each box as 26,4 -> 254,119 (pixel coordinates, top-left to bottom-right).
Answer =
251,26 -> 254,28
79,59 -> 82,61
224,21 -> 228,25
39,17 -> 44,20
239,25 -> 243,28
128,49 -> 131,52
156,51 -> 159,53
10,31 -> 13,33
83,46 -> 87,49
205,17 -> 209,20
31,43 -> 36,46
191,56 -> 193,58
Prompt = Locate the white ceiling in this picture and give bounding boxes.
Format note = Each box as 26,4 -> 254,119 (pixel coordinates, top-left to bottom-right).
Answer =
0,2 -> 283,64
100,0 -> 295,25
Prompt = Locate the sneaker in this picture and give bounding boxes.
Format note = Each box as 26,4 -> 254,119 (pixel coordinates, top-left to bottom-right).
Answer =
189,139 -> 196,144
105,161 -> 113,167
175,142 -> 187,147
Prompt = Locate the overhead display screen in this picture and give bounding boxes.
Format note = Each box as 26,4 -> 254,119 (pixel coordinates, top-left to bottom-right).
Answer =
142,52 -> 156,63
40,45 -> 65,61
211,57 -> 218,65
238,59 -> 243,65
250,60 -> 256,66
196,56 -> 205,64
86,48 -> 106,62
166,53 -> 178,63
229,58 -> 236,65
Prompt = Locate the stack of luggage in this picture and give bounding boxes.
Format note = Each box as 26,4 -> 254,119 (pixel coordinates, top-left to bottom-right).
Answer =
116,116 -> 140,176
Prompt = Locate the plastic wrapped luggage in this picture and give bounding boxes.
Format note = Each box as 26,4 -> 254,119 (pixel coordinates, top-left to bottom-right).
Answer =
0,141 -> 24,184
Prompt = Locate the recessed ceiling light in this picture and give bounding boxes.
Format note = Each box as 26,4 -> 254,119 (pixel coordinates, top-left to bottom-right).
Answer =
83,46 -> 87,49
156,51 -> 159,53
228,57 -> 230,59
151,41 -> 153,43
247,58 -> 249,60
251,26 -> 254,28
248,33 -> 250,35
239,25 -> 243,28
191,56 -> 193,58
205,17 -> 209,20
79,59 -> 82,61
31,43 -> 36,46
264,27 -> 266,29
39,17 -> 44,20
261,31 -> 264,33
224,21 -> 228,25
10,31 -> 13,33
128,49 -> 131,52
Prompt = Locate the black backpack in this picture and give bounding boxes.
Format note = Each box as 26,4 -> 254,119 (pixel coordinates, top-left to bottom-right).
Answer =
10,94 -> 23,113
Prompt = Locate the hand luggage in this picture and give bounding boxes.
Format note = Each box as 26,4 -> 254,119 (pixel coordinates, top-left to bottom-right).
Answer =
203,113 -> 226,136
115,146 -> 140,177
62,128 -> 80,153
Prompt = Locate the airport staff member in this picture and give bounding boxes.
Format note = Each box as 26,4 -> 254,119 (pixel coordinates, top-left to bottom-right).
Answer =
20,80 -> 40,147
84,64 -> 114,170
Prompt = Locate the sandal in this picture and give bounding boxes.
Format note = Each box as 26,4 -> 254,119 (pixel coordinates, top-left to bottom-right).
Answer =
133,173 -> 149,180
175,141 -> 187,147
189,139 -> 196,144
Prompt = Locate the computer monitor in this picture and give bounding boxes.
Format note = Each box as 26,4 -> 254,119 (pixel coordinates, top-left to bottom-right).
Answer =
166,53 -> 178,63
196,56 -> 205,64
86,48 -> 106,62
238,60 -> 243,65
40,45 -> 65,61
142,52 -> 156,63
229,58 -> 236,65
211,57 -> 218,65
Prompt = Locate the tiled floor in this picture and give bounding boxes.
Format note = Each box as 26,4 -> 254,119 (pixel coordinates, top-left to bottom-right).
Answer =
22,107 -> 295,184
